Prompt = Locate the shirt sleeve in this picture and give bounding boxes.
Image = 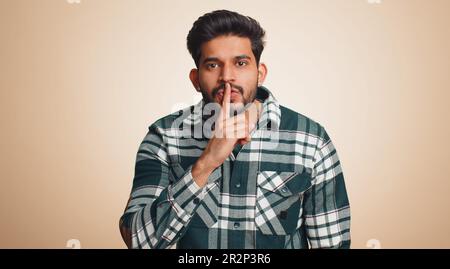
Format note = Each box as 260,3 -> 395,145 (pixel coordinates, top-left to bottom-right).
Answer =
302,127 -> 351,248
119,123 -> 209,249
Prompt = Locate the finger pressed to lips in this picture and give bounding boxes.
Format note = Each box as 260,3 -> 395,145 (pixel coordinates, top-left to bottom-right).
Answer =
216,90 -> 241,102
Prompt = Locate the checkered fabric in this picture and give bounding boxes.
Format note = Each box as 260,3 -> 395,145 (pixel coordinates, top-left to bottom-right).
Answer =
120,86 -> 350,249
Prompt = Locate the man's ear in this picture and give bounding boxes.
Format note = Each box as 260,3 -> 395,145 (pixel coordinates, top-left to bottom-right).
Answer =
257,63 -> 268,86
189,68 -> 201,92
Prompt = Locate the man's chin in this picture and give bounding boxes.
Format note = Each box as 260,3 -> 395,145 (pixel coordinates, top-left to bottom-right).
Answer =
230,103 -> 246,114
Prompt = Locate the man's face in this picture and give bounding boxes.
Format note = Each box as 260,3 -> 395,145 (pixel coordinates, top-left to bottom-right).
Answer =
193,35 -> 263,106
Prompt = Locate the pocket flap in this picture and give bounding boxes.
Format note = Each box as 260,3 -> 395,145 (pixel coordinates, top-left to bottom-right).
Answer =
257,170 -> 312,197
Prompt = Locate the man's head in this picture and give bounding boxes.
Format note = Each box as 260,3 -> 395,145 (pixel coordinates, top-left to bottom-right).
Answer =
187,10 -> 267,106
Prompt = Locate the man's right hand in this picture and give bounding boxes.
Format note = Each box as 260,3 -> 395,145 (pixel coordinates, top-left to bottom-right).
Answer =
192,83 -> 261,188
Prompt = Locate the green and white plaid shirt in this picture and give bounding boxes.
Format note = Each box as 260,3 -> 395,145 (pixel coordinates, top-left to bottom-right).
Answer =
120,86 -> 350,249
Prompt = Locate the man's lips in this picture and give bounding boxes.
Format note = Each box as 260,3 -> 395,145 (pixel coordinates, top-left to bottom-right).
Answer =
216,89 -> 241,100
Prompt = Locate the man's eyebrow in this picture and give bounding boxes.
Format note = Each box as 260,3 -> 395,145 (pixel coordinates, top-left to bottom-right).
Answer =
202,55 -> 252,64
202,57 -> 220,64
235,55 -> 251,60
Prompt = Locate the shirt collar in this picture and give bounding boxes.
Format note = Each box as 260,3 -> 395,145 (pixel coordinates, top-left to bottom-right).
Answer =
256,86 -> 281,130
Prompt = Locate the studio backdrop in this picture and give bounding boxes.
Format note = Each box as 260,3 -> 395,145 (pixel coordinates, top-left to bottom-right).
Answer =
1,0 -> 449,248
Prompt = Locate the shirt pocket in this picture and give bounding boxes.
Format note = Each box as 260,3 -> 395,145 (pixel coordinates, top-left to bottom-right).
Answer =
255,170 -> 312,235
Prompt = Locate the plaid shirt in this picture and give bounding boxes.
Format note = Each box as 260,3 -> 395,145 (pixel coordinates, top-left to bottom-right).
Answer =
120,86 -> 351,249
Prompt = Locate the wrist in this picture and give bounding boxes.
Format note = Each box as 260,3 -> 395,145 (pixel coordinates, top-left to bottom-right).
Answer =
194,155 -> 216,174
192,155 -> 216,188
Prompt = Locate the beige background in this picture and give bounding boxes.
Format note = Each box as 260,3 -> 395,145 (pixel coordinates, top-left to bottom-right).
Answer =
1,0 -> 449,249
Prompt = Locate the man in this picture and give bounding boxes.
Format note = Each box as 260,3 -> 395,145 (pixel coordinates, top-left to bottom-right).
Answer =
119,10 -> 350,249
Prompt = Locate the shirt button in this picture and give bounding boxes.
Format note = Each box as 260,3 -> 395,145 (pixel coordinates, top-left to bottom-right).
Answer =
234,222 -> 240,229
235,183 -> 241,188
281,187 -> 288,193
193,198 -> 200,204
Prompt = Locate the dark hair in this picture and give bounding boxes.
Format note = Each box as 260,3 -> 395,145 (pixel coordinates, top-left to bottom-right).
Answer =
187,10 -> 266,68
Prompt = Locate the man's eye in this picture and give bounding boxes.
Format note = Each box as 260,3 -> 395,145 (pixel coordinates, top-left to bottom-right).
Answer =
207,63 -> 218,69
237,61 -> 248,67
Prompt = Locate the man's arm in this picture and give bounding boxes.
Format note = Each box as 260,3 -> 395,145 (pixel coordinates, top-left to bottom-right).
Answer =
119,83 -> 261,249
119,124 -> 210,249
303,128 -> 351,248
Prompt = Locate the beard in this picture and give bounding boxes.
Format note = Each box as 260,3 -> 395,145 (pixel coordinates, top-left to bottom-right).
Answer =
200,81 -> 258,106
200,82 -> 258,117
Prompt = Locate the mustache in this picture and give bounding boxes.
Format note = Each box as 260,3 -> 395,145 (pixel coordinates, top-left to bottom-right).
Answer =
211,83 -> 244,97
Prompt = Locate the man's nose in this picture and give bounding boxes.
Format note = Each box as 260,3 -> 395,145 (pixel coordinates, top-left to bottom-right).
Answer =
219,63 -> 235,82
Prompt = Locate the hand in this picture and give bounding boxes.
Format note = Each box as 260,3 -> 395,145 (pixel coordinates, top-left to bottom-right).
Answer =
192,83 -> 261,187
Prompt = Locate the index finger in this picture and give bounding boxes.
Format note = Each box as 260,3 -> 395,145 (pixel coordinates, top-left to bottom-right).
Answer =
221,82 -> 231,119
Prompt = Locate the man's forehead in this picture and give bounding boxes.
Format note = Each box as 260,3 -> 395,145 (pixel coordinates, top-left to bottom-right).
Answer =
200,35 -> 253,60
